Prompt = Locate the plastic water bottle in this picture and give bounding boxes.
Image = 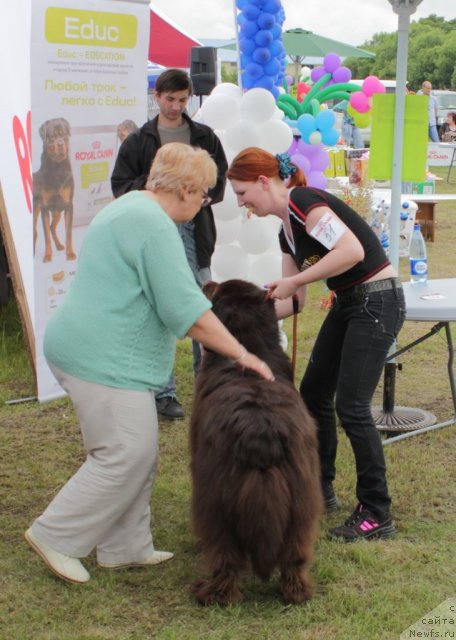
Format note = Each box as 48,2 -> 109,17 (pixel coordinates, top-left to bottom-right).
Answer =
409,223 -> 428,284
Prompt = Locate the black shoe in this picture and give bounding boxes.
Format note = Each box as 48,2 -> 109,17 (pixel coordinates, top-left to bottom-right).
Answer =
322,482 -> 339,513
328,503 -> 396,543
155,397 -> 185,419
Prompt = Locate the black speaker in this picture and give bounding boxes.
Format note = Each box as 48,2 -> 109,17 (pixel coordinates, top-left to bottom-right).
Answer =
190,46 -> 217,95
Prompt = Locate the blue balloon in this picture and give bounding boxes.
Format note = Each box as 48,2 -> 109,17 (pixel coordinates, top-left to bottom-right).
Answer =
236,0 -> 249,8
255,29 -> 273,47
321,128 -> 340,146
245,62 -> 264,79
239,37 -> 256,55
240,20 -> 259,38
264,58 -> 280,75
241,71 -> 256,89
269,39 -> 283,57
240,53 -> 253,69
252,47 -> 272,64
256,75 -> 275,90
263,0 -> 282,11
297,114 -> 317,141
315,109 -> 336,132
242,3 -> 261,20
257,12 -> 275,29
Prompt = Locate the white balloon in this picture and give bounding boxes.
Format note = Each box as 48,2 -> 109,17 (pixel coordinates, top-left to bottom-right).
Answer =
215,216 -> 242,245
257,119 -> 294,154
200,94 -> 240,130
212,244 -> 249,281
240,88 -> 277,124
211,82 -> 242,100
212,185 -> 241,221
247,251 -> 282,287
238,215 -> 276,255
225,120 -> 261,153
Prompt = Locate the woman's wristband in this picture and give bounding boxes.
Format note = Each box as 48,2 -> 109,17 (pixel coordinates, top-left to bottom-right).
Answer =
233,347 -> 248,364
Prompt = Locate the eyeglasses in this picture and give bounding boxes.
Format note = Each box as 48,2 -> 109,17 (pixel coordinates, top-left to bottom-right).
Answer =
201,190 -> 212,207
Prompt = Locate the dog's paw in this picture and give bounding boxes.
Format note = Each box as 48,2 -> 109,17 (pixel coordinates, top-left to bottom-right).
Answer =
280,571 -> 313,604
191,578 -> 243,606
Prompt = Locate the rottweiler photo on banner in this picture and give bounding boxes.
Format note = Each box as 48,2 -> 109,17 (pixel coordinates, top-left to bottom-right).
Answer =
31,0 -> 149,401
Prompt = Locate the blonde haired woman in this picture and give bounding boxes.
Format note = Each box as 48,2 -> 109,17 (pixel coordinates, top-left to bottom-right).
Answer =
25,143 -> 273,584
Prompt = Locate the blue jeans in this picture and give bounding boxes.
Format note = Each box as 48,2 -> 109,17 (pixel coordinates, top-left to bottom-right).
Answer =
155,221 -> 211,400
300,286 -> 406,518
429,124 -> 439,142
342,122 -> 364,149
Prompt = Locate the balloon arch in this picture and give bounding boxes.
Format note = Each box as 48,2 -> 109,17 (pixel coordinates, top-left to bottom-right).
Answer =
198,0 -> 383,285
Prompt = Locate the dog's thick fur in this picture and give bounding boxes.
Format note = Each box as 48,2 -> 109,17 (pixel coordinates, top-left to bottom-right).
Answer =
190,279 -> 323,605
33,118 -> 76,263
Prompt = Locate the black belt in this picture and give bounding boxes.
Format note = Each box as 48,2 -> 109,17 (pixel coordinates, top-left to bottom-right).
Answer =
335,277 -> 402,304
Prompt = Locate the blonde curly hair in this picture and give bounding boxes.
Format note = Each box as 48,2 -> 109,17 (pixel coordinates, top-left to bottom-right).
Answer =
146,143 -> 217,198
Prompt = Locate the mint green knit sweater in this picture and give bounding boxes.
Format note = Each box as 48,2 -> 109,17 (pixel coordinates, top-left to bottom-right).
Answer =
44,191 -> 211,391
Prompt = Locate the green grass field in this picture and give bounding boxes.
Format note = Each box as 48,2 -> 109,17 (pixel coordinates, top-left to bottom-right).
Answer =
1,167 -> 455,639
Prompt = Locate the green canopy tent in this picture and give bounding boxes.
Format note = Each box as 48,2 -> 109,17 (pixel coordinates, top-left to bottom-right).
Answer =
282,28 -> 375,83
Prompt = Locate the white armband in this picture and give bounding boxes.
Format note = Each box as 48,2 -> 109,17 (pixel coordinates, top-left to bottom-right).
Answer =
309,211 -> 347,250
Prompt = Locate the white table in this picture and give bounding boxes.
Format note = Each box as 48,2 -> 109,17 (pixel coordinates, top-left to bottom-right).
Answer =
382,278 -> 456,444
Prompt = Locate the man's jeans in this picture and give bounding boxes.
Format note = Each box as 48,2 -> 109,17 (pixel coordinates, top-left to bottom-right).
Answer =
429,124 -> 439,142
155,221 -> 210,401
300,286 -> 406,518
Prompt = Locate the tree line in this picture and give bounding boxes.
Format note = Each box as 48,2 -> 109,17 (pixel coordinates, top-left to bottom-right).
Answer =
345,15 -> 456,91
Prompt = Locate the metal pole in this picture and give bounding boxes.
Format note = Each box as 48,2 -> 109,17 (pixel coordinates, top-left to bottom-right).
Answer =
388,8 -> 410,270
232,0 -> 243,92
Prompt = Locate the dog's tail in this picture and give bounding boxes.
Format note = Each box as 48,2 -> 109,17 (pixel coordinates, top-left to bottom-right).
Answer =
235,466 -> 291,581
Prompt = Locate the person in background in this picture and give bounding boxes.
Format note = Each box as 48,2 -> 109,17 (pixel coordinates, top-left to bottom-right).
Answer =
342,109 -> 364,149
25,143 -> 273,585
439,111 -> 456,143
418,81 -> 439,142
111,68 -> 228,420
227,147 -> 406,543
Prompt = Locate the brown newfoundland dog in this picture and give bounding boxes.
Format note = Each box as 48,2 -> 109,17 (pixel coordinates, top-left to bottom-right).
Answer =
190,279 -> 323,605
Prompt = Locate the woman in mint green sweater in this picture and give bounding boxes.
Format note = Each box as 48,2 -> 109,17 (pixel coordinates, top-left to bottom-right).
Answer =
25,143 -> 273,585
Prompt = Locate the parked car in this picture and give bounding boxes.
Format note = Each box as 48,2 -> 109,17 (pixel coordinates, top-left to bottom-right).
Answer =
433,90 -> 456,132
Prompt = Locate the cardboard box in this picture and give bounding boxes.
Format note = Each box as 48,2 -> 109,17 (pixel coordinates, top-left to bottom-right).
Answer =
401,180 -> 435,194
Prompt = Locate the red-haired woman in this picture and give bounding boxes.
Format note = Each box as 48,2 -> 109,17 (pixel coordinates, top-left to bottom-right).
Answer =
227,147 -> 406,543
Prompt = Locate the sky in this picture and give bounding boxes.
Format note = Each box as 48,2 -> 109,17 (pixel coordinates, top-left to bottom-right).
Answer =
149,0 -> 454,46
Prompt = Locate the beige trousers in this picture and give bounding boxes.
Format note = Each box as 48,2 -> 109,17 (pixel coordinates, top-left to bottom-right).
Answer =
31,364 -> 160,565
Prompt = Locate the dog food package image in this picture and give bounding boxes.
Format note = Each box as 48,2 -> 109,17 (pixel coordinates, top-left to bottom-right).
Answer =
70,125 -> 119,227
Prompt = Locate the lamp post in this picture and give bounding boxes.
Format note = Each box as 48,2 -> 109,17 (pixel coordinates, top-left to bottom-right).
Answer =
373,0 -> 436,438
386,0 -> 423,271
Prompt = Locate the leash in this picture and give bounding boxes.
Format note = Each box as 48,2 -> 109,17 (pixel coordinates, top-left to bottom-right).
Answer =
265,289 -> 300,383
291,294 -> 299,384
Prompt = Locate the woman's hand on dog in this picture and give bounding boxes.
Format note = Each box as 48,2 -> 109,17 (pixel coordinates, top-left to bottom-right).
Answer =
187,311 -> 274,381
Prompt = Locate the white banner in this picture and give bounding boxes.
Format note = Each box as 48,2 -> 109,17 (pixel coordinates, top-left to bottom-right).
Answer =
0,0 -> 33,332
31,0 -> 149,401
427,142 -> 455,166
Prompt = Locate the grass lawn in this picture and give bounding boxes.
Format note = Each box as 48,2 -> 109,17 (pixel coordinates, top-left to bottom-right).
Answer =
0,166 -> 455,640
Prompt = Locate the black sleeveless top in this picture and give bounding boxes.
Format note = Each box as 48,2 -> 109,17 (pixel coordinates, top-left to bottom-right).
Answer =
278,187 -> 390,292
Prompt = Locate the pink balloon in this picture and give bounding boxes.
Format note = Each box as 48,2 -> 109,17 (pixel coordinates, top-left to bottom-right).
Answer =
349,91 -> 370,113
362,75 -> 383,97
323,53 -> 341,73
306,170 -> 327,190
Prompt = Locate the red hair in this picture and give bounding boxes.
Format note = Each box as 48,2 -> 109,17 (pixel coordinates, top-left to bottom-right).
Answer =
227,147 -> 306,188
